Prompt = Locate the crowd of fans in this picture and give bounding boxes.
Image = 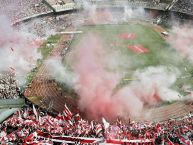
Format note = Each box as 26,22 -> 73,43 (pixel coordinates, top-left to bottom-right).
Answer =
17,14 -> 74,37
48,0 -> 73,5
0,0 -> 51,22
0,0 -> 193,144
171,0 -> 193,15
84,0 -> 168,10
0,103 -> 192,144
128,0 -> 167,9
0,0 -> 192,26
0,74 -> 20,99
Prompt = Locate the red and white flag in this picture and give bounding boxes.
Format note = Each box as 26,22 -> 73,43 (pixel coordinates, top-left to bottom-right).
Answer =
179,135 -> 193,145
63,104 -> 73,125
95,124 -> 103,136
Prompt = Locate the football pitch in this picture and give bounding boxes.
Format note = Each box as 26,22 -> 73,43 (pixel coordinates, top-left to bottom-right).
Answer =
69,23 -> 193,97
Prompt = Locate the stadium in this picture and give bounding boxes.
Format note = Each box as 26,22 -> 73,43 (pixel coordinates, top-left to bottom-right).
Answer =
0,0 -> 193,144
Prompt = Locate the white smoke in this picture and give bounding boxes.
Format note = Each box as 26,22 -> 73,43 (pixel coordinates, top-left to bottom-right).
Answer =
169,24 -> 193,63
113,66 -> 181,118
131,66 -> 180,102
122,6 -> 147,22
73,0 -> 149,25
45,57 -> 77,87
0,15 -> 41,85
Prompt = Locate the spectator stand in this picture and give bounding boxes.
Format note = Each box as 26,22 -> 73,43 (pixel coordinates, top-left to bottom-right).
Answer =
0,74 -> 25,123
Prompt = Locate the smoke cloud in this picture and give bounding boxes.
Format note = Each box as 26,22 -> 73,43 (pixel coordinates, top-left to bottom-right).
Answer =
72,33 -> 181,119
70,33 -> 122,119
169,24 -> 193,63
45,32 -> 181,120
44,2 -> 184,120
0,15 -> 41,85
74,0 -> 149,25
45,56 -> 77,88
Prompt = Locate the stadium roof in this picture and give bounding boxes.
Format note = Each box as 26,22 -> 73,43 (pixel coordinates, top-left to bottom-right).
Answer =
0,98 -> 25,123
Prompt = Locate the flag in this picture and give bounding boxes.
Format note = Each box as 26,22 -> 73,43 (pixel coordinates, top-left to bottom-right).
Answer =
179,135 -> 193,145
24,131 -> 38,143
118,32 -> 136,40
106,139 -> 123,144
156,123 -> 162,133
95,124 -> 103,136
91,120 -> 94,130
23,109 -> 28,118
102,117 -> 109,130
56,113 -> 63,124
74,113 -> 81,123
16,110 -> 22,119
63,104 -> 73,124
128,44 -> 149,53
64,104 -> 72,117
33,105 -> 38,121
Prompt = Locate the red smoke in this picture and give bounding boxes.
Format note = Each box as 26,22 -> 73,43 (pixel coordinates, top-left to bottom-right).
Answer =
68,32 -> 180,120
71,33 -> 121,119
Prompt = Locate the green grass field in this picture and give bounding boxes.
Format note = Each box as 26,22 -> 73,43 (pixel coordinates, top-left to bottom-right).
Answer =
69,24 -> 193,96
